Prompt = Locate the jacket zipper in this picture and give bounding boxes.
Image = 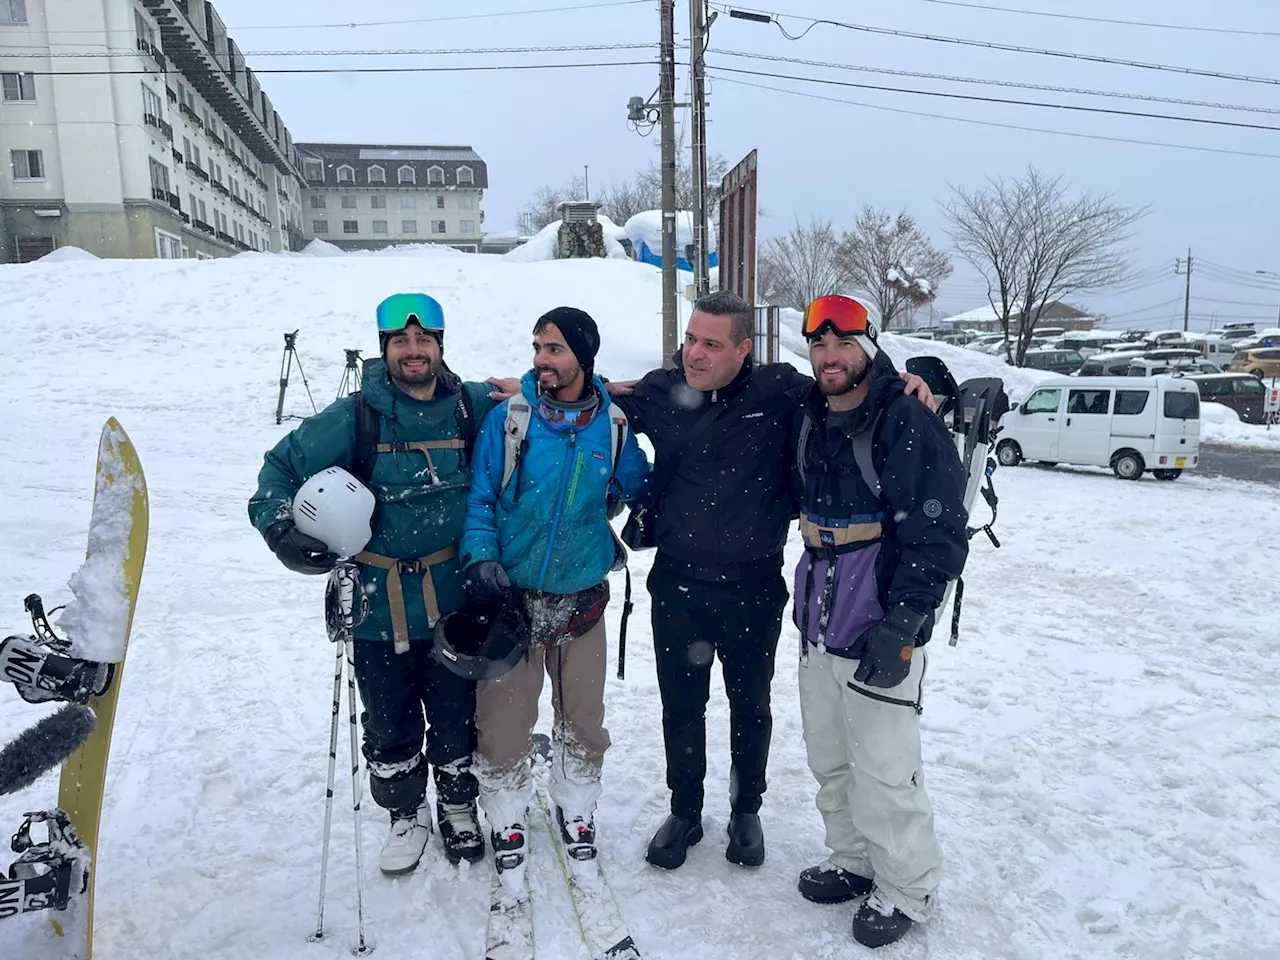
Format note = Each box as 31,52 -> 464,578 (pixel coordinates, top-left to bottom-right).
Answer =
565,450 -> 585,509
536,430 -> 577,590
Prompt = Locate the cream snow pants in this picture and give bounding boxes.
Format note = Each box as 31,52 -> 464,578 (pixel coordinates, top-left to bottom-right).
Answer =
798,642 -> 942,922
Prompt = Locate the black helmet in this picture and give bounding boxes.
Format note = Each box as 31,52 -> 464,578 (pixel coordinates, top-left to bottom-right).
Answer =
434,595 -> 531,681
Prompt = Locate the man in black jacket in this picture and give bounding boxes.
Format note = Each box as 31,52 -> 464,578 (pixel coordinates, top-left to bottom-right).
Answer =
604,291 -> 933,871
790,294 -> 968,949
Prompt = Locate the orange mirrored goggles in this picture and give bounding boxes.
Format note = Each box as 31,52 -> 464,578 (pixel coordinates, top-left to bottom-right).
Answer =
802,295 -> 872,339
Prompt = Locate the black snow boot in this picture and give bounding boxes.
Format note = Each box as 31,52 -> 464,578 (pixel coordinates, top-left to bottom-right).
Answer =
725,812 -> 765,867
645,814 -> 703,870
798,859 -> 874,904
437,800 -> 485,865
851,889 -> 915,948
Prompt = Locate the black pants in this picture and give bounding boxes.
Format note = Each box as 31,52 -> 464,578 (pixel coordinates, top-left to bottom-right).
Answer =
352,639 -> 478,814
648,564 -> 788,819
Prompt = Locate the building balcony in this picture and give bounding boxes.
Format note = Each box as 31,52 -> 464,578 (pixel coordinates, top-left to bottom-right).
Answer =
234,239 -> 251,252
172,148 -> 184,164
216,230 -> 235,244
158,119 -> 174,141
186,162 -> 209,182
151,186 -> 168,202
167,191 -> 181,210
151,47 -> 167,71
208,130 -> 224,148
231,194 -> 246,209
137,38 -> 153,55
212,180 -> 230,196
166,86 -> 177,103
193,219 -> 215,235
180,211 -> 191,224
144,112 -> 160,130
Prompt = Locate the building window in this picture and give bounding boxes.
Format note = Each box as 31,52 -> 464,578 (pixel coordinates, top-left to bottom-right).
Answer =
1,72 -> 35,102
368,165 -> 385,183
434,195 -> 445,210
303,157 -> 323,181
155,227 -> 183,259
400,195 -> 415,210
9,149 -> 43,179
341,194 -> 356,209
313,220 -> 329,234
1,1 -> 28,24
343,220 -> 358,235
135,10 -> 156,48
189,192 -> 198,216
370,195 -> 386,209
398,165 -> 415,185
459,194 -> 474,210
431,220 -> 446,234
460,220 -> 475,234
372,220 -> 388,234
402,219 -> 417,234
336,164 -> 355,183
425,166 -> 444,185
148,156 -> 170,193
457,165 -> 474,185
310,195 -> 326,209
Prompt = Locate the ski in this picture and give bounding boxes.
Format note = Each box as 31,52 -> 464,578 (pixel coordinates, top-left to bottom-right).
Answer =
529,734 -> 640,960
484,829 -> 535,960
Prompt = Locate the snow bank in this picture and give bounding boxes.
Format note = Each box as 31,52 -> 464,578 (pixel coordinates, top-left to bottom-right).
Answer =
503,218 -> 630,263
1199,402 -> 1280,450
301,238 -> 345,257
37,245 -> 100,263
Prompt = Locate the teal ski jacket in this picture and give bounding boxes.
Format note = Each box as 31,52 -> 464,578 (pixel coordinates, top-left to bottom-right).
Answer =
459,372 -> 652,595
248,360 -> 497,642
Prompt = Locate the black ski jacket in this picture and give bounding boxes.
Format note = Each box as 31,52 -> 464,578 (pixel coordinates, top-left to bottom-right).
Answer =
612,352 -> 812,582
792,369 -> 970,646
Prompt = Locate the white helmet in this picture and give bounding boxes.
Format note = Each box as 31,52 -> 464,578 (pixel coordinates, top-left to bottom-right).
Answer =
292,466 -> 375,558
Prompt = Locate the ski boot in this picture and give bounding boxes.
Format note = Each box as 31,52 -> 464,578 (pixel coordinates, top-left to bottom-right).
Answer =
851,887 -> 915,948
491,823 -> 528,896
379,805 -> 432,876
437,800 -> 485,865
798,857 -> 874,903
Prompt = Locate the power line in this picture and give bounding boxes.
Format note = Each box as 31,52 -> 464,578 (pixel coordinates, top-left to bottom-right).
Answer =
706,63 -> 1280,133
0,43 -> 656,59
714,3 -> 1280,87
708,75 -> 1280,161
713,48 -> 1280,117
915,0 -> 1280,38
35,0 -> 651,35
20,60 -> 655,78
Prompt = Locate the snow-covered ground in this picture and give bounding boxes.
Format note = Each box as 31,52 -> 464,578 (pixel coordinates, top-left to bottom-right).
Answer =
1200,402 -> 1280,451
2,251 -> 1278,960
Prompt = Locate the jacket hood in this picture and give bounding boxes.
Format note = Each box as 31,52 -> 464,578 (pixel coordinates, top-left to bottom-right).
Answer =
362,357 -> 462,420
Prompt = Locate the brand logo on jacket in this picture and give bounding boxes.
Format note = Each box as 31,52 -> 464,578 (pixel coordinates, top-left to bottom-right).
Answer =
923,499 -> 942,518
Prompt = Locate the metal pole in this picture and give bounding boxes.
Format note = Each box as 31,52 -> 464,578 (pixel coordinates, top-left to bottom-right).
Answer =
660,0 -> 679,368
307,641 -> 344,945
689,0 -> 710,299
1182,247 -> 1193,332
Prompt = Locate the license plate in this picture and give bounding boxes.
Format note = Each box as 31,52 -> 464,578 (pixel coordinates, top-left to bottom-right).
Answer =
1175,457 -> 1186,467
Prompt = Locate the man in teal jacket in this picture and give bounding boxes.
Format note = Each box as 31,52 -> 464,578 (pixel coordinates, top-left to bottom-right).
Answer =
248,293 -> 497,876
460,306 -> 651,893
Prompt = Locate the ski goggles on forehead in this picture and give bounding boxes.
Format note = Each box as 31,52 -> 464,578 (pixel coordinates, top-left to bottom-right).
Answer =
376,293 -> 445,334
802,295 -> 873,339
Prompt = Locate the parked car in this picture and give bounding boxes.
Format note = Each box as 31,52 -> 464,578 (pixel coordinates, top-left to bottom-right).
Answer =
998,376 -> 1200,480
1182,337 -> 1238,372
1056,332 -> 1132,358
1021,347 -> 1084,374
1186,373 -> 1269,424
1077,350 -> 1148,377
1125,357 -> 1218,377
1228,347 -> 1280,380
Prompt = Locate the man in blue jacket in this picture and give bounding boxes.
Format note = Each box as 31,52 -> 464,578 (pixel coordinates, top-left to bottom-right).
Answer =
460,306 -> 651,894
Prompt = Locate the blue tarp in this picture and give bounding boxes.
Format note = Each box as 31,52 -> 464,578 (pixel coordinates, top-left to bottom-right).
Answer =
635,239 -> 719,273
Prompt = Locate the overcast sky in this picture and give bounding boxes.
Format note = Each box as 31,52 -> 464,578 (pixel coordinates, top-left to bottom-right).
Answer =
211,0 -> 1280,330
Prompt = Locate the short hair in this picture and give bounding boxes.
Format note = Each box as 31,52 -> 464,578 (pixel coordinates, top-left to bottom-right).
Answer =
693,290 -> 753,343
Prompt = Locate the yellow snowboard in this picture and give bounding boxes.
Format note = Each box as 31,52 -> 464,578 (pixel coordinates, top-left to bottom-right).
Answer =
50,418 -> 149,958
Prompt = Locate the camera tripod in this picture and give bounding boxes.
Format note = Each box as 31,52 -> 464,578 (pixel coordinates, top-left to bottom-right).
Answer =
275,330 -> 318,425
336,349 -> 363,400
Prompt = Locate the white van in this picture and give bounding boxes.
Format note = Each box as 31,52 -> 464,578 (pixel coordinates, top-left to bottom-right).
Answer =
997,376 -> 1200,480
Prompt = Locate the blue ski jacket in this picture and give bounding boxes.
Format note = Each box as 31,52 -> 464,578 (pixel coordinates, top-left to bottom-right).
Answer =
460,372 -> 652,594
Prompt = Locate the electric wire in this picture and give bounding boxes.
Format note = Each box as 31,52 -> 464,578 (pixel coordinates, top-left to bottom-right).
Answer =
915,0 -> 1280,38
17,60 -> 656,78
0,43 -> 657,59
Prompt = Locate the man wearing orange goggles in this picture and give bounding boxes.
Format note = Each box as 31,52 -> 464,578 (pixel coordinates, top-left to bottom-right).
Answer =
791,293 -> 968,948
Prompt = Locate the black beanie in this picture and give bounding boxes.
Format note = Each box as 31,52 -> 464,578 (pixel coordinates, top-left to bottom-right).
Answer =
537,306 -> 600,374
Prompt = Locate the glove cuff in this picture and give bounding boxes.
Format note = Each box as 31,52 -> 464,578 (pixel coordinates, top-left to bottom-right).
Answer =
883,604 -> 927,639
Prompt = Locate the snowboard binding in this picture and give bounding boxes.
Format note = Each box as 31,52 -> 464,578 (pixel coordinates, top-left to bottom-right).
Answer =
1,594 -> 115,706
0,810 -> 89,921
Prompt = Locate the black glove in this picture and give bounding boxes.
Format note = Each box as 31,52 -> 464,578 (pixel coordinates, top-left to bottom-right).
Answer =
464,560 -> 510,605
852,606 -> 927,689
264,520 -> 339,575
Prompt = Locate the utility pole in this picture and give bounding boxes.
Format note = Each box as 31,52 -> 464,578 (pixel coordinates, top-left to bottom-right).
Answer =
689,0 -> 711,299
584,165 -> 589,200
659,0 -> 678,367
1176,248 -> 1194,332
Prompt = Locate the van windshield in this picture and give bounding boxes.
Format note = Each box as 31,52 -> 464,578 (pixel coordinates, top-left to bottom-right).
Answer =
1163,391 -> 1199,420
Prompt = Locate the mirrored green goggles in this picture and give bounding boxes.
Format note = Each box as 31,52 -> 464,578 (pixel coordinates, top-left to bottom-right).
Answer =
376,293 -> 445,333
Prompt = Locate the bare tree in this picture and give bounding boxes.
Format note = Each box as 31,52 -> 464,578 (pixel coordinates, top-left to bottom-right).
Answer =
837,206 -> 952,330
518,174 -> 587,232
758,217 -> 848,311
942,165 -> 1145,365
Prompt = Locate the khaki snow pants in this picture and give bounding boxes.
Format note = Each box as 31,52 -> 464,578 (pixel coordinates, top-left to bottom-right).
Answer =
798,642 -> 942,922
474,619 -> 611,828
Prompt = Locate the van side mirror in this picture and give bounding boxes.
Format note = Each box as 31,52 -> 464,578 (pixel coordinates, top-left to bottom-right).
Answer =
1018,403 -> 1030,414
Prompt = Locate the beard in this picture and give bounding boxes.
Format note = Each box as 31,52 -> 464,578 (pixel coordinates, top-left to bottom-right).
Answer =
536,362 -> 581,394
816,360 -> 869,396
389,355 -> 437,386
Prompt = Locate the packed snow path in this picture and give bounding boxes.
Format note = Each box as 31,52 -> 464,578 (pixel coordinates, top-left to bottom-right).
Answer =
1,252 -> 1277,960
